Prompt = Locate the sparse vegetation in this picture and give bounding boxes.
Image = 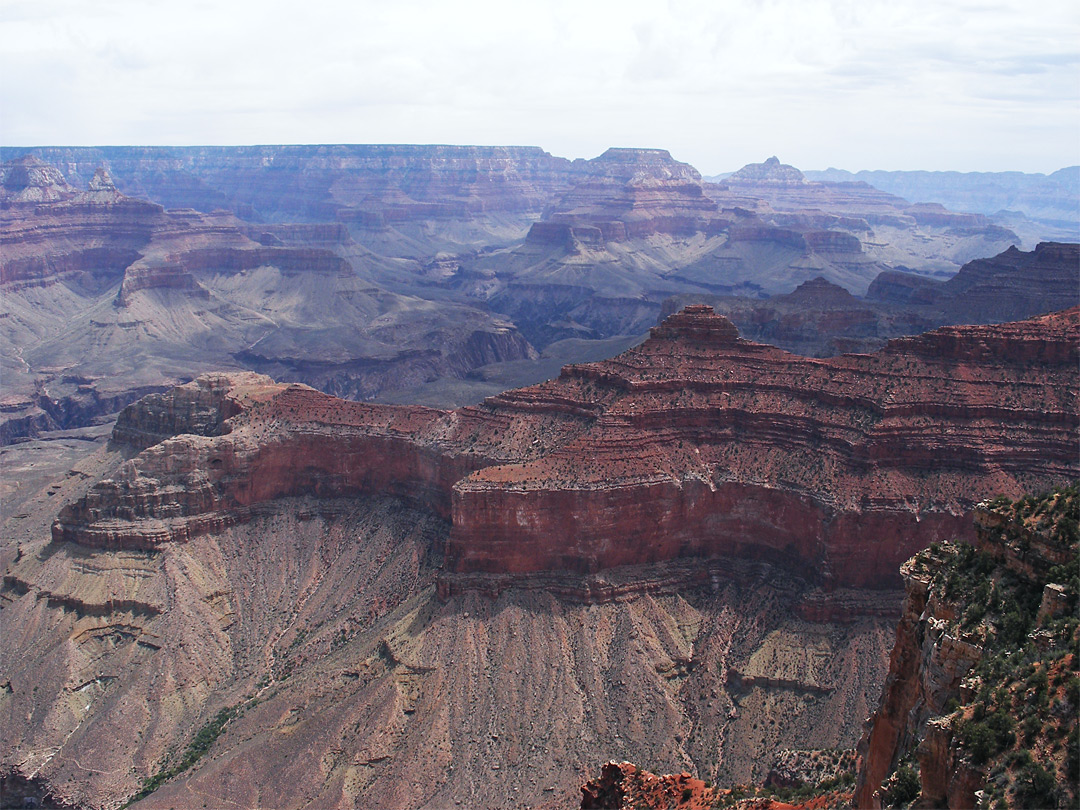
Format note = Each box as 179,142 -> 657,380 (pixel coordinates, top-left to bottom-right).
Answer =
878,485 -> 1078,810
122,705 -> 239,806
881,765 -> 920,807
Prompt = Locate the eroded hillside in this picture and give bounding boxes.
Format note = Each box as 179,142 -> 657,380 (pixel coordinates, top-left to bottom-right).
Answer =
1,307 -> 1077,809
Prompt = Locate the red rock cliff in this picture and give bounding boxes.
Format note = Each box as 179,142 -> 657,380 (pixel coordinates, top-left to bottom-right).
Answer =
447,306 -> 1078,589
55,307 -> 1079,591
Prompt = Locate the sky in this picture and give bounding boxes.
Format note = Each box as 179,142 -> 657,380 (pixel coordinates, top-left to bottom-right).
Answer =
2,0 -> 1078,174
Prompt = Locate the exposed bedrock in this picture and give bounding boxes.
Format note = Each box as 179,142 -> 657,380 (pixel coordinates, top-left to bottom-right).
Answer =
539,148 -> 726,242
666,242 -> 1080,360
55,384 -> 495,549
448,481 -> 971,590
853,488 -> 1078,809
7,144 -> 582,224
53,306 -> 1079,594
447,305 -> 1077,589
868,241 -> 1080,325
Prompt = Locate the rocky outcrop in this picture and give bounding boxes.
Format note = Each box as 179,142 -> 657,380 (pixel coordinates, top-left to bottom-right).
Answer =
580,761 -> 716,809
53,378 -> 498,548
541,148 -> 724,241
0,157 -> 165,288
868,241 -> 1080,325
724,156 -> 808,186
1,155 -> 78,202
664,242 -> 1080,358
54,307 -> 1079,593
447,306 -> 1078,589
663,276 -> 917,358
853,547 -> 982,808
854,486 -> 1078,809
109,373 -> 253,450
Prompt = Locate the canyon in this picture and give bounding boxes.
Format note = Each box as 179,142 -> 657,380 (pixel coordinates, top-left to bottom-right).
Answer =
0,156 -> 535,444
803,166 -> 1079,240
1,305 -> 1076,809
663,240 -> 1079,357
48,305 -> 1079,589
3,146 -> 1062,447
2,142 -> 1078,809
578,487 -> 1078,809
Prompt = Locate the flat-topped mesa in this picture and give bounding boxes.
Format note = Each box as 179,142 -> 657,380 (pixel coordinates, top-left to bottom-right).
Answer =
582,148 -> 704,184
446,307 -> 1079,590
648,304 -> 740,344
54,308 -> 1079,592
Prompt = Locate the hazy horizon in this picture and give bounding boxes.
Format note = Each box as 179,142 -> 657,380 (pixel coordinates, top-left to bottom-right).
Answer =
3,0 -> 1078,175
3,142 -> 1078,180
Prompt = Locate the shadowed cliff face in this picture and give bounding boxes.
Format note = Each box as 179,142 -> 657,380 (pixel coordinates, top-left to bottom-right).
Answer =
661,242 -> 1080,359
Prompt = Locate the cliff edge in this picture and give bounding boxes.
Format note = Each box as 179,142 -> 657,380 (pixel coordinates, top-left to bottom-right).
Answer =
855,485 -> 1079,809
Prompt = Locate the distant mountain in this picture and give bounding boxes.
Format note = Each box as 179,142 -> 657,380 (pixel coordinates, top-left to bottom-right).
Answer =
802,167 -> 1079,236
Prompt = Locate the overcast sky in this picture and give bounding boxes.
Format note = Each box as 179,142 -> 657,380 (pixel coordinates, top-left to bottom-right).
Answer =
3,0 -> 1078,174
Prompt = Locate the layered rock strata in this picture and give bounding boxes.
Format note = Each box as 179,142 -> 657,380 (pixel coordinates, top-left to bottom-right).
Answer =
54,306 -> 1079,592
4,145 -> 581,231
708,156 -> 1021,282
664,242 -> 1080,359
447,306 -> 1078,589
538,148 -> 725,242
854,487 -> 1078,809
867,241 -> 1080,325
0,155 -> 537,440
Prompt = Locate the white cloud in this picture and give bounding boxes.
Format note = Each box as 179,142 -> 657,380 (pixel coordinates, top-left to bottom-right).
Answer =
2,0 -> 1077,172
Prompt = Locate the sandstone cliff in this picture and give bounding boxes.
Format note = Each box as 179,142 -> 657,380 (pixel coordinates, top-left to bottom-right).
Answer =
447,306 -> 1078,590
52,306 -> 1079,594
855,486 -> 1078,809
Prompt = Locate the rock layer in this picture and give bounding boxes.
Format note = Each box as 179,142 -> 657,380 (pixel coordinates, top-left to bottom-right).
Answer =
0,156 -> 537,441
664,242 -> 1080,358
854,487 -> 1078,809
54,306 -> 1080,591
447,306 -> 1078,588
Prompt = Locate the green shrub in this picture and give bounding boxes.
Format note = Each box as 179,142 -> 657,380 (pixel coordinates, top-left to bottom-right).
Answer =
883,766 -> 920,807
122,705 -> 238,806
1014,761 -> 1058,809
959,719 -> 997,765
